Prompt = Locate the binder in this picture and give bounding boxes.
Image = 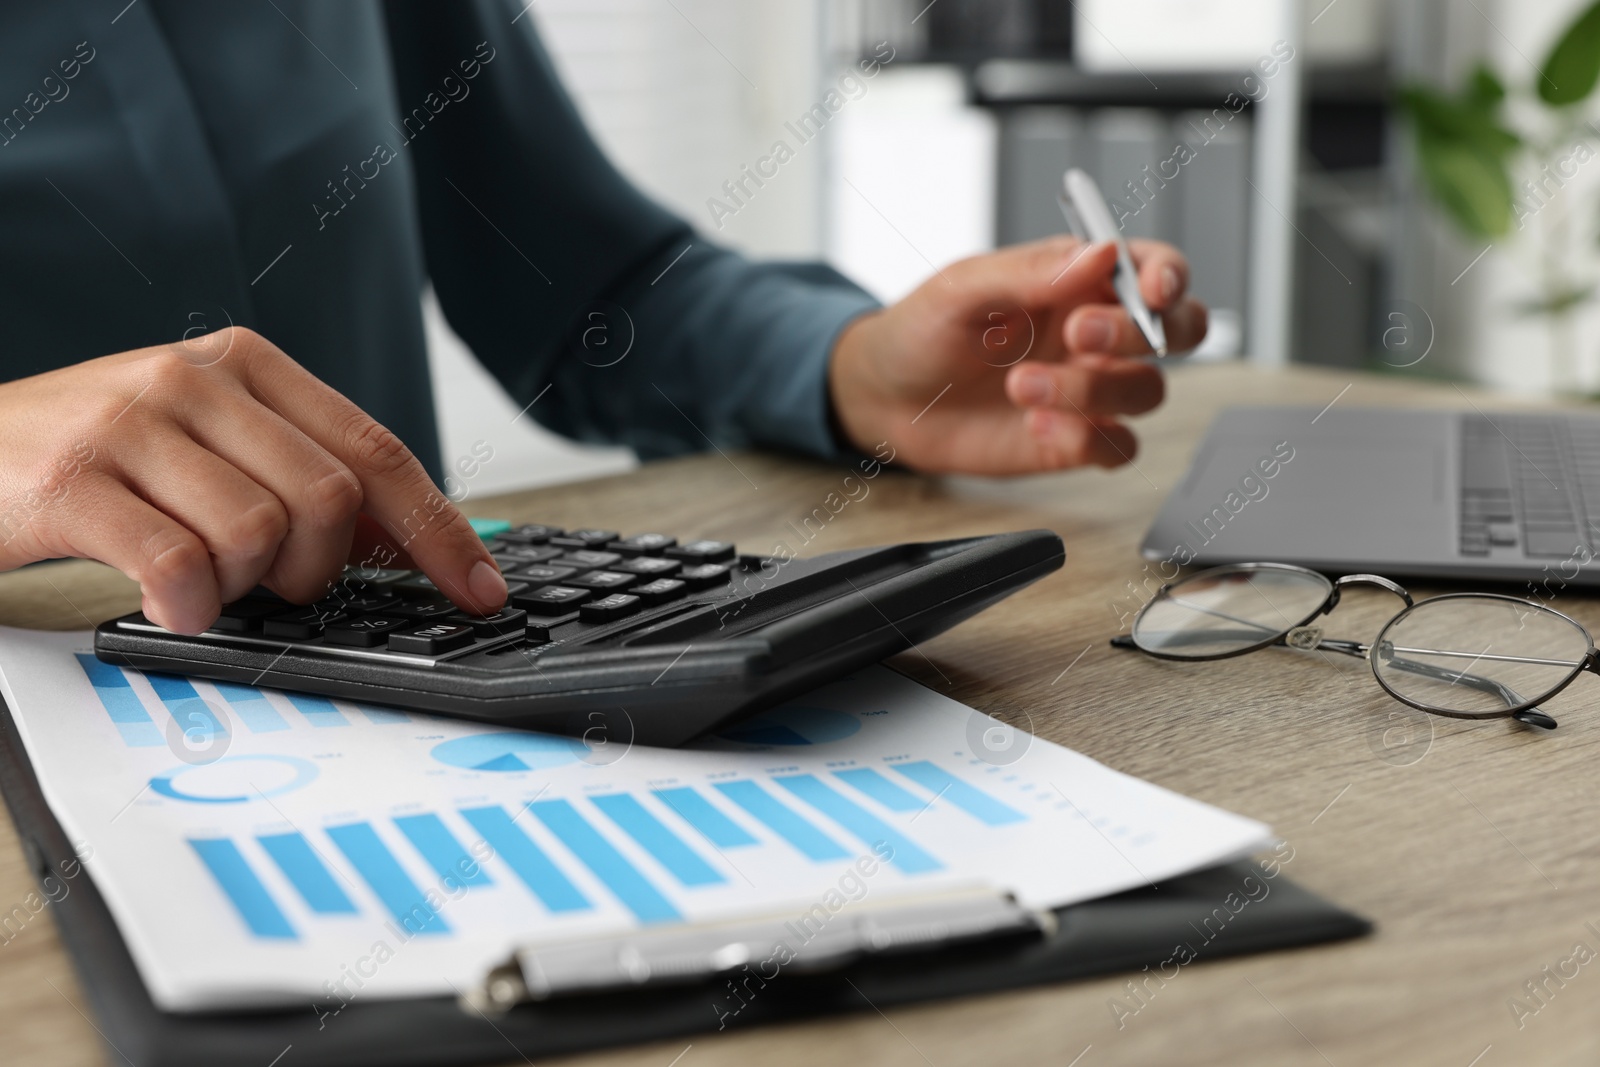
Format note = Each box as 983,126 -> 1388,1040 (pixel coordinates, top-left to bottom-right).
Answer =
0,694 -> 1369,1067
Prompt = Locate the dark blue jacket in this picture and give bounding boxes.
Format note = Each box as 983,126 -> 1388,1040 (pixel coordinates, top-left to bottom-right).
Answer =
0,0 -> 878,481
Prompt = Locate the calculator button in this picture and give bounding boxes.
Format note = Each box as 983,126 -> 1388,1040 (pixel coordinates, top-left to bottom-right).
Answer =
339,567 -> 411,589
394,573 -> 443,599
510,564 -> 578,585
388,622 -> 476,655
210,599 -> 283,633
580,593 -> 642,623
631,578 -> 688,605
666,540 -> 736,563
446,608 -> 529,637
558,550 -> 622,569
566,570 -> 638,592
495,543 -> 565,564
390,599 -> 460,621
609,533 -> 677,557
493,523 -> 562,545
613,556 -> 682,578
316,592 -> 400,615
678,563 -> 732,589
323,615 -> 408,647
263,608 -> 347,640
549,529 -> 619,548
519,586 -> 592,614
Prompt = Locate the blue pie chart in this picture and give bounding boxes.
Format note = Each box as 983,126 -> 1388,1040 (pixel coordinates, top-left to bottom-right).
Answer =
717,705 -> 862,746
431,732 -> 581,772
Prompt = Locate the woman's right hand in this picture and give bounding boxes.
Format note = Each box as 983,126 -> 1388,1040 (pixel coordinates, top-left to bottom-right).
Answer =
0,327 -> 507,634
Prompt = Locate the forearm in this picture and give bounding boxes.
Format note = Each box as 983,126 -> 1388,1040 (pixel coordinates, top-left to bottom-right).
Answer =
534,241 -> 880,461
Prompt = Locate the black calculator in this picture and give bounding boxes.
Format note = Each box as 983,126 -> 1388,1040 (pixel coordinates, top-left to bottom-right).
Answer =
94,525 -> 1064,746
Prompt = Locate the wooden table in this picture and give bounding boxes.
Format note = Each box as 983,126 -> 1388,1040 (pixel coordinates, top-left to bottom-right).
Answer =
4,362 -> 1599,1067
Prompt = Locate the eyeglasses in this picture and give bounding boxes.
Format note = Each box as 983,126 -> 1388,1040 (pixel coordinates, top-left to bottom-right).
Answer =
1112,562 -> 1600,730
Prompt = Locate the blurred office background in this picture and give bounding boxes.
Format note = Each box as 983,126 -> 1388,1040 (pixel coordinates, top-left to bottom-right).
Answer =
429,0 -> 1600,496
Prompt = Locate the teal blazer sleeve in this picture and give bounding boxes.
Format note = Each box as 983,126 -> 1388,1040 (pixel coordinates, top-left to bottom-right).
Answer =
382,0 -> 881,461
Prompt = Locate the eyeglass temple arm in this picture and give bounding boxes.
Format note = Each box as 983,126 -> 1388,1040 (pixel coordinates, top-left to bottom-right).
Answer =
1369,648 -> 1557,729
1109,633 -> 1558,729
1309,639 -> 1555,729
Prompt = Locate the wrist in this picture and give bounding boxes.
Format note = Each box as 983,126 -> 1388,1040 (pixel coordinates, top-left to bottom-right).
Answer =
826,309 -> 890,457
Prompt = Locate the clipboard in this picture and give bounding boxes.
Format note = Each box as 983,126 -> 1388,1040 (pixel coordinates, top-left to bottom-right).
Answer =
0,696 -> 1370,1067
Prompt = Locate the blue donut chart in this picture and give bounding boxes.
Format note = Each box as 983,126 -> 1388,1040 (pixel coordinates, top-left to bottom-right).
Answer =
150,754 -> 319,804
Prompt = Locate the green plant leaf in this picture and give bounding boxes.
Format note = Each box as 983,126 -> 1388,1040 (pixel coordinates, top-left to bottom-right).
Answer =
1413,132 -> 1514,238
1398,85 -> 1520,157
1512,285 -> 1595,316
1539,0 -> 1600,105
1466,64 -> 1506,110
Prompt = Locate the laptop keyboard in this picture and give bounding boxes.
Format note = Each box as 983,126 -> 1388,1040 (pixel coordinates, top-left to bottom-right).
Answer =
173,523 -> 736,663
1459,415 -> 1600,558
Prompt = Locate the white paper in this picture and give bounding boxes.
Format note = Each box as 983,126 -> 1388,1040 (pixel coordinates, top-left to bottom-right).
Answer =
0,628 -> 1271,1010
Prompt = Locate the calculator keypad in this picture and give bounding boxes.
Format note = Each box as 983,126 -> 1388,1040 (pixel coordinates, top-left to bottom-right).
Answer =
183,524 -> 743,661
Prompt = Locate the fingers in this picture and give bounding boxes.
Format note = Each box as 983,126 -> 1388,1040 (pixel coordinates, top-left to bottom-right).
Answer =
51,475 -> 221,634
231,331 -> 505,614
349,513 -> 417,572
944,236 -> 1117,309
1065,297 -> 1209,356
184,387 -> 363,602
110,428 -> 289,605
1004,356 -> 1166,417
1128,240 -> 1191,311
1023,410 -> 1139,469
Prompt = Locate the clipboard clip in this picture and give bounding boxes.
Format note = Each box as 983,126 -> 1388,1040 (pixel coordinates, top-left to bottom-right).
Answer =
462,886 -> 1053,1014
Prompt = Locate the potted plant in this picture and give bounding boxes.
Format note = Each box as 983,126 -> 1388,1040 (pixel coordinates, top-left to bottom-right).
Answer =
1399,0 -> 1600,390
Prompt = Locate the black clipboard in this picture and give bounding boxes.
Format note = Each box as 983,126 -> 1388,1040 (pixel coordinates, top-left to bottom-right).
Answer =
0,697 -> 1370,1067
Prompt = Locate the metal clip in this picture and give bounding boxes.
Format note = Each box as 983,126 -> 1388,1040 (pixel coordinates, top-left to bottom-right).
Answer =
462,885 -> 1050,1014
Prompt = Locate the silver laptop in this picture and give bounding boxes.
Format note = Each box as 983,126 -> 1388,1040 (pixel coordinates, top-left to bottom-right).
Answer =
1142,406 -> 1600,587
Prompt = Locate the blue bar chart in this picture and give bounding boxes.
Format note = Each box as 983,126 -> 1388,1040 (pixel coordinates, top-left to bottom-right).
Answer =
185,760 -> 1029,942
76,656 -> 413,745
327,822 -> 450,935
714,780 -> 851,861
591,793 -> 724,887
833,768 -> 924,812
774,774 -> 942,873
651,787 -> 759,848
893,761 -> 1027,826
189,838 -> 296,940
529,800 -> 682,924
75,654 -> 163,747
257,832 -> 357,914
459,805 -> 590,914
395,813 -> 492,889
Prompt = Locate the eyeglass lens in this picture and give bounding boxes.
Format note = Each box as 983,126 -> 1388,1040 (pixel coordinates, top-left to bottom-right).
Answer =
1133,566 -> 1332,659
1373,597 -> 1589,717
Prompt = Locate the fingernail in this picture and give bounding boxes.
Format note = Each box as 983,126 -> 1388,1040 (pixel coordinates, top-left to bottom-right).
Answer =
1017,368 -> 1053,406
1076,316 -> 1114,352
1160,266 -> 1181,304
1029,409 -> 1062,438
468,559 -> 507,609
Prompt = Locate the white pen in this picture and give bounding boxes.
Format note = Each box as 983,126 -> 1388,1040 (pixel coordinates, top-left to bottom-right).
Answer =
1057,168 -> 1169,357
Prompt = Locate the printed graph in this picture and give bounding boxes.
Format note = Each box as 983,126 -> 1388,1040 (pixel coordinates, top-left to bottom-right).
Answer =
189,765 -> 1027,940
76,654 -> 415,745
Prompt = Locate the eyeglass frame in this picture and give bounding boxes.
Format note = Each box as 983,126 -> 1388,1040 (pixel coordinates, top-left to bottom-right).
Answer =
1111,561 -> 1599,729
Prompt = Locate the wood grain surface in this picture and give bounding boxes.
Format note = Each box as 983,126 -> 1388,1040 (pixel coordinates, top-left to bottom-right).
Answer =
3,361 -> 1598,1067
